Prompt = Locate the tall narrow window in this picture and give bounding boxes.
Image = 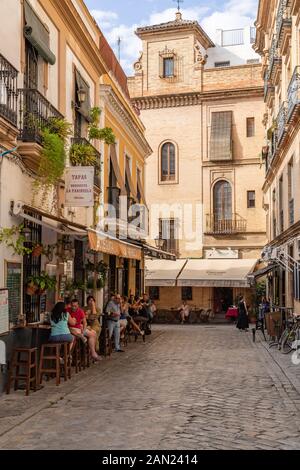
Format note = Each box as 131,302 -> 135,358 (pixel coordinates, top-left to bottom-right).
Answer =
163,57 -> 174,77
246,117 -> 255,137
161,142 -> 176,182
210,111 -> 233,161
213,181 -> 232,220
279,176 -> 284,233
272,189 -> 277,238
288,159 -> 294,226
247,191 -> 256,208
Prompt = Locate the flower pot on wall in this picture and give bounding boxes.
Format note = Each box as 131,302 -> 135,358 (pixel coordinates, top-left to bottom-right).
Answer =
32,245 -> 43,257
26,282 -> 38,296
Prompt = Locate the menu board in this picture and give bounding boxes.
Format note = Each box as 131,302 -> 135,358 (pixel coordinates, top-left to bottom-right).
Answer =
6,262 -> 22,325
0,289 -> 9,334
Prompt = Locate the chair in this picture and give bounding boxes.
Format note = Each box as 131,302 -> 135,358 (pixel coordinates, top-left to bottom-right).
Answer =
6,347 -> 38,396
39,343 -> 71,386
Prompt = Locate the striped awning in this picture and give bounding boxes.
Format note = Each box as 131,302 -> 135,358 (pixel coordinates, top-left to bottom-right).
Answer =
210,111 -> 232,161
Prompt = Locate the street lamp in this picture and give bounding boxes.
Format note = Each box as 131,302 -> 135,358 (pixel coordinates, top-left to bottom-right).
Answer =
22,227 -> 31,241
77,87 -> 86,104
154,236 -> 164,250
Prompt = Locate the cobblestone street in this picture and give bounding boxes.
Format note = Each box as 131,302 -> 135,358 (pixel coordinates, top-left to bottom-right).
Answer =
1,325 -> 300,450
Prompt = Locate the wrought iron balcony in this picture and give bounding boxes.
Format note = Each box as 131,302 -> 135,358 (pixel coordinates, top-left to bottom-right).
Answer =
205,214 -> 247,235
269,36 -> 282,80
287,66 -> 300,121
158,238 -> 179,256
18,88 -> 63,144
71,137 -> 101,189
0,54 -> 18,127
277,102 -> 287,144
276,0 -> 292,49
289,198 -> 295,226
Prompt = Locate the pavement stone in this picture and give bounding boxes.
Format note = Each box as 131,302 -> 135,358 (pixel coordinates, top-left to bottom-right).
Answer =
0,325 -> 299,449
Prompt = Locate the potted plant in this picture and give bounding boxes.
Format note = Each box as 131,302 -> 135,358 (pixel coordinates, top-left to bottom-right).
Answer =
32,244 -> 43,257
26,273 -> 57,296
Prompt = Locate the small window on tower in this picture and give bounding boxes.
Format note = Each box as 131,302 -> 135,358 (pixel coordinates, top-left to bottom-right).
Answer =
163,57 -> 174,78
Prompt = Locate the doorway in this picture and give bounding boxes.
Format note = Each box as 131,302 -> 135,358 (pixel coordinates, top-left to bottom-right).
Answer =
214,287 -> 233,315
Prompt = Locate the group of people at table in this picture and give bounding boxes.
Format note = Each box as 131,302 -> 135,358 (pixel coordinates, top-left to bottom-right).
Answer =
48,293 -> 156,361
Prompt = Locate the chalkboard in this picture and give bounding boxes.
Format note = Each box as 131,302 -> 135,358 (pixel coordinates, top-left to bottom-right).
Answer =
6,262 -> 22,325
0,289 -> 9,334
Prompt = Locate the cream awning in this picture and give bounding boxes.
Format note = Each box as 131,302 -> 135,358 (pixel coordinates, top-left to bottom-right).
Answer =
145,259 -> 187,287
177,258 -> 258,288
110,144 -> 127,196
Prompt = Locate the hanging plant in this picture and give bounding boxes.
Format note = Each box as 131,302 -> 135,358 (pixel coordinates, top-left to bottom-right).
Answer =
88,107 -> 116,145
33,128 -> 66,204
0,224 -> 33,256
45,117 -> 72,142
69,142 -> 97,167
26,272 -> 57,296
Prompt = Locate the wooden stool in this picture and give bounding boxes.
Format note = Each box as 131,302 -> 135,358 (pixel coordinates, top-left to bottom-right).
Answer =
6,348 -> 38,396
80,341 -> 90,369
39,343 -> 71,386
72,338 -> 82,373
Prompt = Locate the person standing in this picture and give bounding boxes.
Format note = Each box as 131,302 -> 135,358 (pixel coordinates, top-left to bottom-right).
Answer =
236,295 -> 249,331
106,294 -> 124,352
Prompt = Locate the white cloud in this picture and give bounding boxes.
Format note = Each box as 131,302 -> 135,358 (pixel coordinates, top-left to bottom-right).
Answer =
90,1 -> 258,75
90,9 -> 118,29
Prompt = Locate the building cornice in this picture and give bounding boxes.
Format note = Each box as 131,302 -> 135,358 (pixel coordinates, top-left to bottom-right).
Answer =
100,84 -> 152,158
131,87 -> 264,111
50,0 -> 106,76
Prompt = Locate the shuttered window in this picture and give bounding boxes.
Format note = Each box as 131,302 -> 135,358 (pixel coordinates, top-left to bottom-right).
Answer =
210,111 -> 233,161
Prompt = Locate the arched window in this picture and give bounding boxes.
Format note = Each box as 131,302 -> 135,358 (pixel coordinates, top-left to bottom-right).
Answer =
161,142 -> 176,182
213,180 -> 232,220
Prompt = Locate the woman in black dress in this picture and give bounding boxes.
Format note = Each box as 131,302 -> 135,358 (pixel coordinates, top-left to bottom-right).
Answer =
236,295 -> 249,331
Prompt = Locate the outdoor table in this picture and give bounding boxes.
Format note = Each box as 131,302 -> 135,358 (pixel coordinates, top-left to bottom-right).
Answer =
225,307 -> 239,320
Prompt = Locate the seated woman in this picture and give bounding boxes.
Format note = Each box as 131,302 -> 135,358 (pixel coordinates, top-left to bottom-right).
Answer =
84,295 -> 101,353
49,301 -> 75,349
178,301 -> 190,324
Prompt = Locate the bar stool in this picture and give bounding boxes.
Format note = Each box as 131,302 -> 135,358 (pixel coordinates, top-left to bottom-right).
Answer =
72,338 -> 82,374
6,347 -> 38,396
80,341 -> 90,369
39,343 -> 71,386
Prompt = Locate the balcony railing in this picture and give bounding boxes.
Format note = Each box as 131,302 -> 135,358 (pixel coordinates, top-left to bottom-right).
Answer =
289,198 -> 295,226
265,131 -> 278,172
287,66 -> 300,121
277,102 -> 287,143
276,0 -> 292,48
71,137 -> 101,189
206,214 -> 247,234
0,54 -> 18,126
269,36 -> 282,79
18,88 -> 63,144
264,71 -> 275,103
159,239 -> 178,256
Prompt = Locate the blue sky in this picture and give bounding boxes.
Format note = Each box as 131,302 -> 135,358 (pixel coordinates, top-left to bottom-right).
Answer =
84,0 -> 258,74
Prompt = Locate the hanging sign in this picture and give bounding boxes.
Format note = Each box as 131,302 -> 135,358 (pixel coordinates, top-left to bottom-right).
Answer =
65,166 -> 94,207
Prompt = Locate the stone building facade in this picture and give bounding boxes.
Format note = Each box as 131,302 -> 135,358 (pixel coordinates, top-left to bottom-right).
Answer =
254,0 -> 300,312
128,12 -> 267,314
